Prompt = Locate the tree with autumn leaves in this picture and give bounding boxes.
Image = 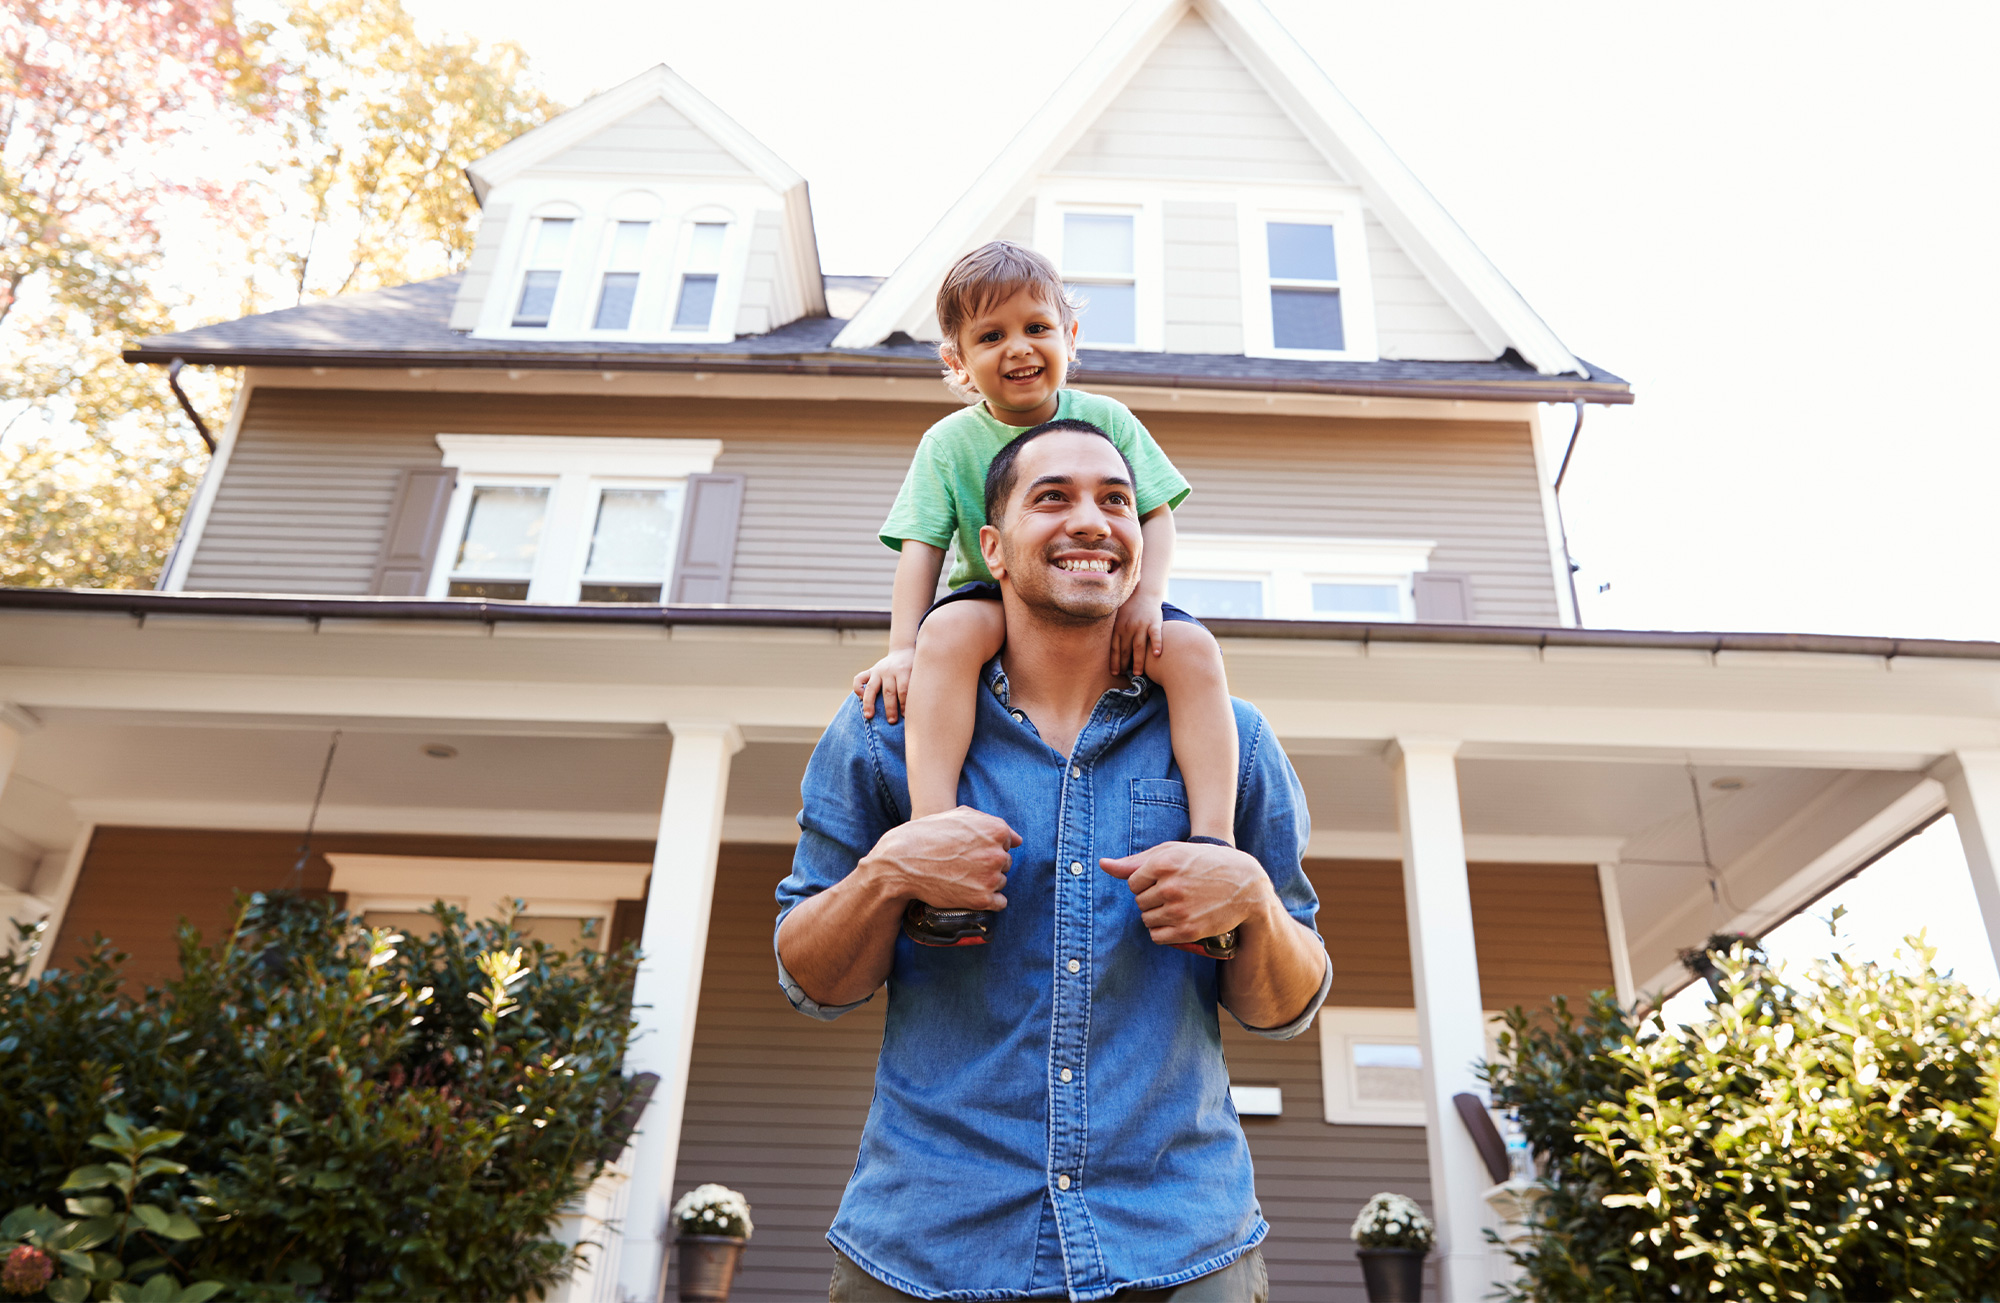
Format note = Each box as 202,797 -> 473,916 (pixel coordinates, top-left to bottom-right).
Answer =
1,0 -> 560,588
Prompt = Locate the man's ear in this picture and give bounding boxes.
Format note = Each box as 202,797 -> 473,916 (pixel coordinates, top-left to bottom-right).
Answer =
978,523 -> 1005,580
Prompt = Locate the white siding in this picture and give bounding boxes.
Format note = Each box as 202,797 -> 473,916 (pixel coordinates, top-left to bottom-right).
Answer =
734,208 -> 785,337
535,99 -> 752,176
1053,14 -> 1346,184
448,203 -> 511,332
1368,215 -> 1491,361
712,439 -> 912,608
1162,200 -> 1242,354
995,198 -> 1034,246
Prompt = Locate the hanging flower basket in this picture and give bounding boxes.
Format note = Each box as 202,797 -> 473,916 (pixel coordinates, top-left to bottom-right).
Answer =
671,1184 -> 753,1302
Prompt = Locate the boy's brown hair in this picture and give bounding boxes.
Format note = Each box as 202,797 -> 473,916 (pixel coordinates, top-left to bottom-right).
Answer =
935,241 -> 1078,389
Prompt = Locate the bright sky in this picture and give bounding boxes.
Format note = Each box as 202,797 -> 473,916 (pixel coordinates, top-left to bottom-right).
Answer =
400,0 -> 2000,1001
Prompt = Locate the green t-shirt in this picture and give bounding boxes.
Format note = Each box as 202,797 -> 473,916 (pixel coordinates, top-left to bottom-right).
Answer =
879,389 -> 1192,587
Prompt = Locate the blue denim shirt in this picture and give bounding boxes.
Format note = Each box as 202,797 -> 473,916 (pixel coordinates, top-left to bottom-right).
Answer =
775,663 -> 1330,1301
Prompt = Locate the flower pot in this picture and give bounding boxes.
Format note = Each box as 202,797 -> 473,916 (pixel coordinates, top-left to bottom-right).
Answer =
675,1234 -> 745,1302
1356,1247 -> 1426,1303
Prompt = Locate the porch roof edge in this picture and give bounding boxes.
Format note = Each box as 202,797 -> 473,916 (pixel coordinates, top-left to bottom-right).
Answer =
3,588 -> 1996,663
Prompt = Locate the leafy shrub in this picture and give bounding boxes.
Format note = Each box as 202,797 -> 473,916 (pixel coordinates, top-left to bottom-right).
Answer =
4,1113 -> 219,1302
1487,936 -> 2000,1301
0,893 -> 647,1301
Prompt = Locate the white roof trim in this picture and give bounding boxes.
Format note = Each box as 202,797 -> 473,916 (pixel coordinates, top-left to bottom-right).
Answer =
833,0 -> 1581,376
465,64 -> 824,318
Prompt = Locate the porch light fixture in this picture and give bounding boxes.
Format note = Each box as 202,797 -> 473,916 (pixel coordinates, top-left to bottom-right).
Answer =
422,744 -> 459,760
1709,776 -> 1747,791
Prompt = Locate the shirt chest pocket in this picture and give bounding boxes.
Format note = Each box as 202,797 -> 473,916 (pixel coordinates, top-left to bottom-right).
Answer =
1129,777 -> 1191,854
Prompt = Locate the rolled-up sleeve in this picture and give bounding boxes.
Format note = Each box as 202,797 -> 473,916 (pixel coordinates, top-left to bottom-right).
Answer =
1228,701 -> 1331,1040
774,699 -> 903,1020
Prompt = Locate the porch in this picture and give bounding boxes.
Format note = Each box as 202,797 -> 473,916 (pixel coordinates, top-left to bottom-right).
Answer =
4,589 -> 1997,1302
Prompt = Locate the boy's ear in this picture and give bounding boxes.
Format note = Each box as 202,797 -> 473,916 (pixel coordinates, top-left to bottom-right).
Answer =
939,339 -> 972,385
978,523 -> 1005,579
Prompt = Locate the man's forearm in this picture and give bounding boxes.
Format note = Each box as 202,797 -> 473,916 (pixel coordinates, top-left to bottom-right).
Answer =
1217,893 -> 1327,1031
777,863 -> 906,1008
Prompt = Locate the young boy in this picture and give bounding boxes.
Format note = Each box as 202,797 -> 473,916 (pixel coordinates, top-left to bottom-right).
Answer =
853,241 -> 1241,904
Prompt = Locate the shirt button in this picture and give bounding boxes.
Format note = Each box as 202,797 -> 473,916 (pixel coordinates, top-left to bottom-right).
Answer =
1057,1175 -> 1072,1191
1070,766 -> 1080,778
1061,1068 -> 1073,1083
1011,711 -> 1024,722
1067,958 -> 1081,974
1069,860 -> 1083,875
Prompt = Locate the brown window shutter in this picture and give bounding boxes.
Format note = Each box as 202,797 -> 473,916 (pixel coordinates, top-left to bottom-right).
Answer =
1412,572 -> 1472,623
372,467 -> 458,596
668,473 -> 746,604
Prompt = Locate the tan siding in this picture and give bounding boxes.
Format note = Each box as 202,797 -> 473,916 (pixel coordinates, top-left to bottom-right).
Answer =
536,99 -> 751,176
995,198 -> 1035,246
1153,412 -> 1564,625
49,827 -> 653,990
1163,200 -> 1243,354
449,203 -> 512,331
1054,15 -> 1345,184
1367,216 -> 1491,362
188,392 -> 1560,621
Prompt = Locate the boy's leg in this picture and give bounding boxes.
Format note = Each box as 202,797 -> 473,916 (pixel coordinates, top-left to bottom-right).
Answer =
1150,622 -> 1240,844
906,597 -> 1008,818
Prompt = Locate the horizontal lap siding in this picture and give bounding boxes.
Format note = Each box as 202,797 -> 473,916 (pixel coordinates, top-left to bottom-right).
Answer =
186,390 -> 948,603
1152,413 -> 1563,625
1054,15 -> 1345,184
1368,216 -> 1491,362
537,99 -> 751,176
1164,201 -> 1244,354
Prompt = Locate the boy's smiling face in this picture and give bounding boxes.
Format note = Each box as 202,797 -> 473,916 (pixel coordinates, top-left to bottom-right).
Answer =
943,287 -> 1078,428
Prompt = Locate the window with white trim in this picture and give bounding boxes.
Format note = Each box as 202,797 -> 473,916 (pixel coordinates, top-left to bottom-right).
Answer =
592,220 -> 653,330
1318,1007 -> 1505,1126
1061,211 -> 1137,346
673,221 -> 728,331
1165,534 -> 1434,622
513,216 -> 575,327
1266,221 -> 1343,351
429,435 -> 721,604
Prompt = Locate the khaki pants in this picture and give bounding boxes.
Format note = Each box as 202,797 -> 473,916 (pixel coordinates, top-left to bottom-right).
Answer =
829,1247 -> 1269,1302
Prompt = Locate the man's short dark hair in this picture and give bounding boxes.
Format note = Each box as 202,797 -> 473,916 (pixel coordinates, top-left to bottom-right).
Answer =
983,419 -> 1137,523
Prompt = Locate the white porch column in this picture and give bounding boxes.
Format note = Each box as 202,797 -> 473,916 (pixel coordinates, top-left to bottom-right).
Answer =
1596,862 -> 1637,1008
617,720 -> 743,1303
1937,750 -> 2000,973
1389,737 -> 1493,1302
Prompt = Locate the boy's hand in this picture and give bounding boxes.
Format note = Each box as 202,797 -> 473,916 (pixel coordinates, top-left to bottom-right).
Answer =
1112,593 -> 1165,676
854,647 -> 916,724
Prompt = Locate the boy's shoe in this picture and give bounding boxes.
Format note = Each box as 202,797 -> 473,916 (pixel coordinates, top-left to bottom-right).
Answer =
902,899 -> 993,947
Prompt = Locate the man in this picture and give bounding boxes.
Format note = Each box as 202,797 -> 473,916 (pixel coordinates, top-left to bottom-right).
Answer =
776,420 -> 1331,1302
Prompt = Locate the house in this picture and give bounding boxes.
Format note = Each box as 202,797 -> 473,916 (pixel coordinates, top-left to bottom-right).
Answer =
4,0 -> 1999,1299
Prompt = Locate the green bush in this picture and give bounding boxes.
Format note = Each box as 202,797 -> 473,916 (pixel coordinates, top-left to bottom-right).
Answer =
0,893 -> 647,1301
1487,936 -> 2000,1301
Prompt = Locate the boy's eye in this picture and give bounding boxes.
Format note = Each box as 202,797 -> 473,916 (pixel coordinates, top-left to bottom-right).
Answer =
1026,323 -> 1048,334
979,330 -> 1002,343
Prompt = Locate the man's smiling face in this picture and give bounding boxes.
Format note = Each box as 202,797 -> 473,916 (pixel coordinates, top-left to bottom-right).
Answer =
981,430 -> 1142,624
944,287 -> 1077,427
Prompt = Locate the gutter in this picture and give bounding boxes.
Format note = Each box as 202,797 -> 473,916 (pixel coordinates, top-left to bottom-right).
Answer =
124,347 -> 1636,407
3,587 -> 1996,663
165,358 -> 217,452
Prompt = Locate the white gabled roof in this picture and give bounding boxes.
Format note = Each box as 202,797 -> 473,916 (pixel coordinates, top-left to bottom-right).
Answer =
832,0 -> 1582,377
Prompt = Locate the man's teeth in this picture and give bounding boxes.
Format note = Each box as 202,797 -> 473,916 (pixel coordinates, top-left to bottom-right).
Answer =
1057,558 -> 1113,572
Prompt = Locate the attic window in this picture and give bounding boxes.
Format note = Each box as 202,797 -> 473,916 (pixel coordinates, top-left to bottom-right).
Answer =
1266,222 -> 1342,351
1061,212 -> 1136,346
673,222 -> 727,331
593,220 -> 652,331
513,217 -> 574,328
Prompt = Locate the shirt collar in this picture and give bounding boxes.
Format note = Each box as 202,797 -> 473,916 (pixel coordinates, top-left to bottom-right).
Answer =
983,657 -> 1150,708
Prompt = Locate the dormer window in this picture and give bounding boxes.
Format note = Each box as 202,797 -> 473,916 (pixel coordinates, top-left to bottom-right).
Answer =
1061,211 -> 1137,346
592,220 -> 653,330
673,222 -> 728,330
513,217 -> 575,327
1266,222 -> 1342,351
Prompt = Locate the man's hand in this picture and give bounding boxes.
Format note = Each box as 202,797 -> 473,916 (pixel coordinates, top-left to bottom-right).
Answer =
866,806 -> 1021,912
853,647 -> 916,723
1099,841 -> 1271,947
1111,592 -> 1165,677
